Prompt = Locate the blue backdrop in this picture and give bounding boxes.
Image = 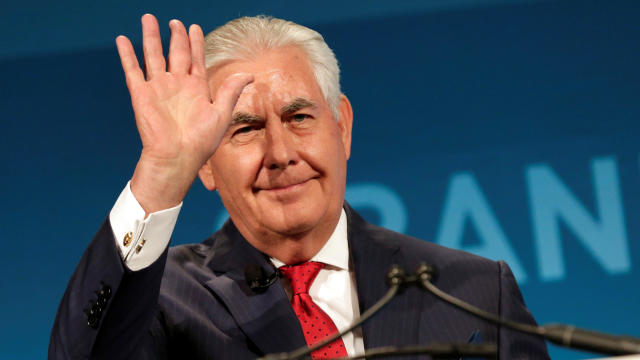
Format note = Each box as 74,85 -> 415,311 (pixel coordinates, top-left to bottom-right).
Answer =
2,1 -> 639,359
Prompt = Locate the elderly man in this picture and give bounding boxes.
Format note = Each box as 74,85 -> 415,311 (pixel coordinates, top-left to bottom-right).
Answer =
50,14 -> 549,359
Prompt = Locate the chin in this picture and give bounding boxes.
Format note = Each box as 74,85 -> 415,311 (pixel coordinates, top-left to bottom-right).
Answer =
268,203 -> 331,235
267,216 -> 320,237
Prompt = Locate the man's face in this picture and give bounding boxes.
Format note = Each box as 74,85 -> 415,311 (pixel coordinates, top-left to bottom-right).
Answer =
200,47 -> 352,253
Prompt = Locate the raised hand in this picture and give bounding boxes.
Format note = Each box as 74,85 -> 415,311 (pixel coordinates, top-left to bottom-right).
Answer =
115,14 -> 253,214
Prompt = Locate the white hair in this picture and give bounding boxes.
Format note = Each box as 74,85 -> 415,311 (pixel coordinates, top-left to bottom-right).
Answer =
204,16 -> 341,119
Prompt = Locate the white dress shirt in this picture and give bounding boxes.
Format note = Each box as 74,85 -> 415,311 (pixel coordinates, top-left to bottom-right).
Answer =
270,209 -> 364,355
109,182 -> 181,271
108,182 -> 365,356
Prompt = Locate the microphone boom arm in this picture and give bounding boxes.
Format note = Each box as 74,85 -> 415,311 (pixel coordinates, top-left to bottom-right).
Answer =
259,266 -> 405,360
415,263 -> 640,356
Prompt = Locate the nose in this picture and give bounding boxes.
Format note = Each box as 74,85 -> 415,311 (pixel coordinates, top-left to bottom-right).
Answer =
263,122 -> 299,170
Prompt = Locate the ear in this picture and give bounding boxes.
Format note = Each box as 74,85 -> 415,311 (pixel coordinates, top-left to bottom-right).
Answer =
198,160 -> 218,191
336,94 -> 353,160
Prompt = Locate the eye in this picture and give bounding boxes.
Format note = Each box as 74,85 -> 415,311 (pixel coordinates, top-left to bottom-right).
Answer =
230,124 -> 264,143
234,126 -> 254,135
292,114 -> 310,122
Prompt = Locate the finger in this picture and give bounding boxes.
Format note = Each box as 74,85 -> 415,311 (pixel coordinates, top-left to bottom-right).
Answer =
141,14 -> 166,79
167,19 -> 191,74
115,35 -> 144,88
189,24 -> 206,79
213,73 -> 255,120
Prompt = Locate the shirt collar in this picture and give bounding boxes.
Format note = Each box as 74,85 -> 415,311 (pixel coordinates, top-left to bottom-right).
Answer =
270,208 -> 349,271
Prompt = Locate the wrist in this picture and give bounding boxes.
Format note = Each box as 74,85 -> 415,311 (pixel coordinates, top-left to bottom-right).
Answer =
130,154 -> 198,215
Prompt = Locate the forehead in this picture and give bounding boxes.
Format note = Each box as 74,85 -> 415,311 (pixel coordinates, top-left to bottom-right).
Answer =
207,47 -> 324,111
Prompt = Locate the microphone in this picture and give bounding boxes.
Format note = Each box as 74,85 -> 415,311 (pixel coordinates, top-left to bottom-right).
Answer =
260,267 -> 405,360
261,265 -> 498,360
414,262 -> 640,356
244,264 -> 279,293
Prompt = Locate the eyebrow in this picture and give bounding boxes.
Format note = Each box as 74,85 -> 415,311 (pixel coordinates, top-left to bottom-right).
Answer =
230,98 -> 317,126
280,98 -> 317,115
230,112 -> 263,126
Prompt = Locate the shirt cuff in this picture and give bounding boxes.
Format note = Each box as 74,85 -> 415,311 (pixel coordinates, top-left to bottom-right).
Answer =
109,181 -> 182,271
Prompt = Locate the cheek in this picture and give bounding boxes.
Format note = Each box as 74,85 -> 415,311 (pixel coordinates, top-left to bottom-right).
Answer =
302,127 -> 347,173
324,123 -> 348,155
212,144 -> 265,190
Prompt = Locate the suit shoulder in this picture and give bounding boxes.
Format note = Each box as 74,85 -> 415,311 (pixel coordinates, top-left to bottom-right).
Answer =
361,220 -> 500,275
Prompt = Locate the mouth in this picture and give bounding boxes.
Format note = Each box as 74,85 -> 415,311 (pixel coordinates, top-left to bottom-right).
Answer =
253,176 -> 318,193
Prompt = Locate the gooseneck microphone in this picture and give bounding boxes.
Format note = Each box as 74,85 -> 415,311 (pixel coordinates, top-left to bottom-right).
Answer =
244,264 -> 279,293
414,262 -> 640,356
259,267 -> 405,360
261,261 -> 640,360
259,266 -> 496,360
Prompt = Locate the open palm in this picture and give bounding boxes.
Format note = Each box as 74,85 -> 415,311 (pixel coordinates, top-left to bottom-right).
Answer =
115,14 -> 253,213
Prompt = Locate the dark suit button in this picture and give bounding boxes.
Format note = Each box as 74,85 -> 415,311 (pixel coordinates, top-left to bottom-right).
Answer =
91,303 -> 102,315
85,301 -> 97,315
97,297 -> 108,307
101,284 -> 112,299
87,316 -> 99,329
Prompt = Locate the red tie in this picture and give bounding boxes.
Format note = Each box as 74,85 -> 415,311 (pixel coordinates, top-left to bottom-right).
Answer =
280,262 -> 348,359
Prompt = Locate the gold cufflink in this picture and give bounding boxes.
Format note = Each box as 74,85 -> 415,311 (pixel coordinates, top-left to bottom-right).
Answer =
123,232 -> 133,247
135,239 -> 146,254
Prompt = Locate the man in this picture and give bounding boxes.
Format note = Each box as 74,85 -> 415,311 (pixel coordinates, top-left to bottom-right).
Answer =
50,14 -> 550,359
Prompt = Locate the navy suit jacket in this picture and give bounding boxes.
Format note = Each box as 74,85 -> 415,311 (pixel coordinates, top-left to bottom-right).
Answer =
50,204 -> 549,359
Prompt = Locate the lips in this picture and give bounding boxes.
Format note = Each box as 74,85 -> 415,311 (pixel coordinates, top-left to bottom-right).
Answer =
253,176 -> 318,192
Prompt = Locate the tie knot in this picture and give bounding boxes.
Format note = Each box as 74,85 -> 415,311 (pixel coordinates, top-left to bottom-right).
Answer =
279,261 -> 325,295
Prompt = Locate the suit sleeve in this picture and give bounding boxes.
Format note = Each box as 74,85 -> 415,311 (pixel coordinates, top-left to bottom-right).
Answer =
497,260 -> 550,359
49,218 -> 169,359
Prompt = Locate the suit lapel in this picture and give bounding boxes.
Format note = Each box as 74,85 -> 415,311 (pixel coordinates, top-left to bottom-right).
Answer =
345,203 -> 421,349
201,204 -> 420,355
203,221 -> 307,355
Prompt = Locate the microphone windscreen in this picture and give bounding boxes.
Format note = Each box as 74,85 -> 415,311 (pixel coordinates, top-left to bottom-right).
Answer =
244,264 -> 264,285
